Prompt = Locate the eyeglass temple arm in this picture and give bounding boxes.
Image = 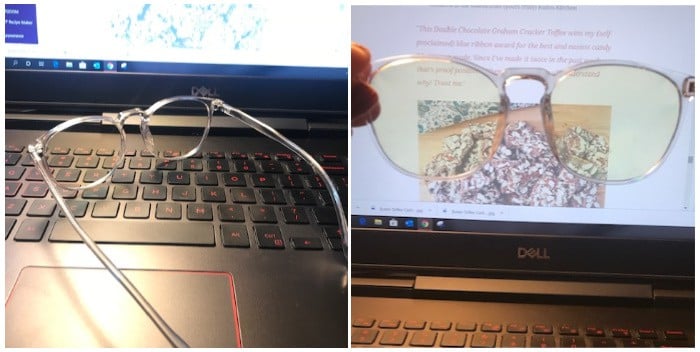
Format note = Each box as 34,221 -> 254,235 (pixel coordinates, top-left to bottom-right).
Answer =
215,100 -> 349,260
26,146 -> 190,348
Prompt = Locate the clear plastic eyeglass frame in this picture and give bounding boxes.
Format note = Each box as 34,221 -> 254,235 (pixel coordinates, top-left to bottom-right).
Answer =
27,95 -> 348,348
368,55 -> 695,184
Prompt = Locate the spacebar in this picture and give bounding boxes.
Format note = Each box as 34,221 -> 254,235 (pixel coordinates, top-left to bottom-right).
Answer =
50,220 -> 215,246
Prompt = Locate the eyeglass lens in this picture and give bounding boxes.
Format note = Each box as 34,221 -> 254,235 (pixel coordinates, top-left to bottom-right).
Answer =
370,58 -> 681,183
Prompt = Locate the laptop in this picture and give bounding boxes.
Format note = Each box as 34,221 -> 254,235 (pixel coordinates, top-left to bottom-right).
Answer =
5,2 -> 348,347
351,5 -> 694,348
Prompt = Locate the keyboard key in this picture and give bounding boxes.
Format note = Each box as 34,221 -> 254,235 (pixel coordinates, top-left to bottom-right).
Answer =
231,188 -> 256,203
172,186 -> 196,201
22,183 -> 49,198
259,160 -> 283,173
233,159 -> 256,172
81,184 -> 109,199
533,324 -> 553,334
440,332 -> 467,347
221,224 -> 250,247
312,207 -> 338,225
253,152 -> 270,160
167,171 -> 190,185
111,170 -> 136,183
129,157 -> 151,169
559,324 -> 579,335
230,152 -> 248,160
73,147 -> 92,155
124,202 -> 151,219
507,323 -> 528,333
92,201 -> 120,218
586,327 -> 606,337
6,182 -> 22,197
58,200 -> 89,217
281,206 -> 309,224
254,225 -> 284,249
201,187 -> 226,202
251,174 -> 276,187
50,220 -> 214,245
6,199 -> 27,216
112,184 -> 138,200
378,319 -> 401,329
15,219 -> 49,241
207,151 -> 225,159
50,146 -> 70,154
187,203 -> 213,221
351,329 -> 378,345
249,205 -> 276,223
280,174 -> 304,188
591,338 -> 616,347
531,335 -> 556,348
471,333 -> 496,348
6,144 -> 24,153
55,168 -> 81,182
27,199 -> 56,217
75,156 -> 99,168
222,173 -> 246,187
379,330 -> 407,346
560,336 -> 587,347
481,323 -> 502,333
155,159 -> 177,170
637,329 -> 658,339
502,334 -> 527,347
404,320 -> 426,330
322,226 -> 342,239
6,217 -> 16,239
611,328 -> 631,338
139,170 -> 163,184
260,189 -> 286,204
196,172 -> 219,186
352,318 -> 375,328
409,331 -> 437,347
183,158 -> 203,171
48,155 -> 74,167
664,330 -> 688,340
155,203 -> 182,220
208,159 -> 229,172
83,169 -> 109,183
290,189 -> 317,205
96,148 -> 115,156
5,166 -> 25,180
218,204 -> 245,222
291,237 -> 323,250
430,321 -> 452,331
142,185 -> 167,200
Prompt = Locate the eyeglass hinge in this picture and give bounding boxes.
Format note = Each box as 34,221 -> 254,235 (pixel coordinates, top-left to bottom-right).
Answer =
683,77 -> 694,98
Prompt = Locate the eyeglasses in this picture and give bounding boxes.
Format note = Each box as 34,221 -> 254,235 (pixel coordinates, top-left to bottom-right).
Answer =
27,96 -> 348,347
368,56 -> 694,184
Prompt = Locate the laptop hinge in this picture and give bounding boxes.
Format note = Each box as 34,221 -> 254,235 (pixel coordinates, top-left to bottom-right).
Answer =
414,276 -> 653,299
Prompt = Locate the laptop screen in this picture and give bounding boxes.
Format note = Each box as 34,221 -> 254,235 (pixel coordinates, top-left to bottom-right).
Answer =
351,5 -> 694,277
5,2 -> 348,115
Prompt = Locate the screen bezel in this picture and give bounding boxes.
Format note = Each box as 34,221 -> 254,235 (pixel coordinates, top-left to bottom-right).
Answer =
5,66 -> 348,118
351,223 -> 694,279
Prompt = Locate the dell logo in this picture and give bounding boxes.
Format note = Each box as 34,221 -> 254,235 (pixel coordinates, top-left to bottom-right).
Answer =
517,247 -> 550,260
191,86 -> 220,98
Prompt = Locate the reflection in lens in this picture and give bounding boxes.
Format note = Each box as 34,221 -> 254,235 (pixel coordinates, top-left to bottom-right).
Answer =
551,65 -> 680,182
370,58 -> 504,178
149,99 -> 211,157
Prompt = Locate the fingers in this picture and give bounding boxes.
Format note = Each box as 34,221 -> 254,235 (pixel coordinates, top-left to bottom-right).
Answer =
351,80 -> 380,126
351,42 -> 380,126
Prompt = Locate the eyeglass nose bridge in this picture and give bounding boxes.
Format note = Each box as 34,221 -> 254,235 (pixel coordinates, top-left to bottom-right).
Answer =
116,108 -> 157,154
499,67 -> 557,94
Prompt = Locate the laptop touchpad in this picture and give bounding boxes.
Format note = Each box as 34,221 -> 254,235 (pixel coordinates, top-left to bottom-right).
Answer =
5,266 -> 241,347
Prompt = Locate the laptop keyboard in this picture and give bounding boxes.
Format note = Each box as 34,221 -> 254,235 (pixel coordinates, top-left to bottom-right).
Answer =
5,144 -> 347,251
351,318 -> 691,347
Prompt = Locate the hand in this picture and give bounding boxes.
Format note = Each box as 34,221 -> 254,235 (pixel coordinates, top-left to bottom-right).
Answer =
351,42 -> 380,127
